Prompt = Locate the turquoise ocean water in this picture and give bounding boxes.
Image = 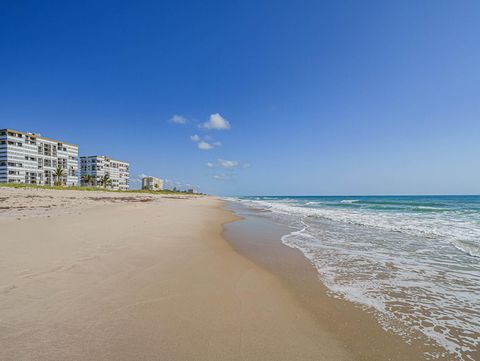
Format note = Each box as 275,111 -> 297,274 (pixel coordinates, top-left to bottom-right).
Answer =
228,195 -> 480,361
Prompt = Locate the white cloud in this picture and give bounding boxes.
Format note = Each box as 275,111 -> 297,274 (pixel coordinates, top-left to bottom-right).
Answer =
212,173 -> 232,181
198,141 -> 214,150
194,136 -> 221,150
201,113 -> 231,130
169,114 -> 187,124
190,129 -> 223,150
218,159 -> 239,168
206,159 -> 247,169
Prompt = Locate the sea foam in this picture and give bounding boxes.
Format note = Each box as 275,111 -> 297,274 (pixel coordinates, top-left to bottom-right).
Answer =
231,196 -> 480,361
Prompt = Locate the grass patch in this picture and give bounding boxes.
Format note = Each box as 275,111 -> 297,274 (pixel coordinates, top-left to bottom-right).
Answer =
0,183 -> 201,195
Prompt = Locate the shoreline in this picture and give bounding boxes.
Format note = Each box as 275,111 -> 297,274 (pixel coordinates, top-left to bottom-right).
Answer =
0,187 -> 351,361
223,200 -> 449,361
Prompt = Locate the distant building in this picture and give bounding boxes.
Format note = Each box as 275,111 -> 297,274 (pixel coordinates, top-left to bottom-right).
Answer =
80,156 -> 129,190
0,128 -> 78,186
142,176 -> 164,191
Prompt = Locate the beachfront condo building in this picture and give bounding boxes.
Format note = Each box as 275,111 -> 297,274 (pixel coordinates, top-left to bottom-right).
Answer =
142,176 -> 164,191
80,156 -> 129,190
0,128 -> 79,186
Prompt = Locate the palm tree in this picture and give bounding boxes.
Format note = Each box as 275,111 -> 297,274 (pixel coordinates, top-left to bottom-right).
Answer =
82,174 -> 93,187
53,166 -> 65,186
98,174 -> 112,189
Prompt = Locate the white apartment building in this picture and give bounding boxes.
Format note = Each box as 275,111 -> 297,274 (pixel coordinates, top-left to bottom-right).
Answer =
0,128 -> 79,186
80,156 -> 129,190
142,176 -> 164,191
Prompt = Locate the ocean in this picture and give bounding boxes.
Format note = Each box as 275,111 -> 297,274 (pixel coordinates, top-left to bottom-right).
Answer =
227,195 -> 480,361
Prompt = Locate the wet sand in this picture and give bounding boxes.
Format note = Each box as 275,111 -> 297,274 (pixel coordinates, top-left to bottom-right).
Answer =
223,202 -> 448,361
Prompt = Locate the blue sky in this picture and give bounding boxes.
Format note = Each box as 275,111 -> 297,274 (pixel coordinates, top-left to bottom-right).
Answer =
1,1 -> 479,195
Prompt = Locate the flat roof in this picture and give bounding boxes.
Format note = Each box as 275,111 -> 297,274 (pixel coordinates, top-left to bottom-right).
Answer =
0,128 -> 78,147
80,155 -> 129,165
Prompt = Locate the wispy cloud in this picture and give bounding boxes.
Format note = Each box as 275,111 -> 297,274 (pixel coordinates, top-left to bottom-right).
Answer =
212,173 -> 234,181
191,134 -> 221,150
218,159 -> 238,168
198,141 -> 214,150
200,113 -> 231,130
169,114 -> 187,124
206,159 -> 248,168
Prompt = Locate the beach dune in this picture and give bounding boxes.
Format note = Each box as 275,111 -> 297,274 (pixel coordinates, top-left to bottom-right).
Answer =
0,188 -> 351,361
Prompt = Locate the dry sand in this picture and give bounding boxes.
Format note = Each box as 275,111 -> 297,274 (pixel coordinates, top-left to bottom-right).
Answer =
0,187 -> 352,361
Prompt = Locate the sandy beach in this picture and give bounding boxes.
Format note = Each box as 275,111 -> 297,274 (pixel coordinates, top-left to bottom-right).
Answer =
0,187 -> 352,361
